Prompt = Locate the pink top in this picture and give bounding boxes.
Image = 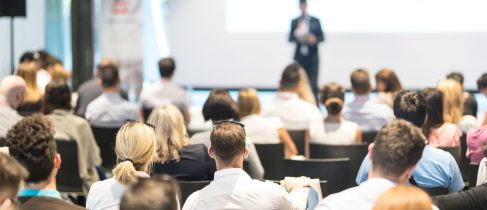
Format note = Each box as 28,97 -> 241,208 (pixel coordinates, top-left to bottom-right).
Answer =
467,125 -> 487,164
428,123 -> 462,148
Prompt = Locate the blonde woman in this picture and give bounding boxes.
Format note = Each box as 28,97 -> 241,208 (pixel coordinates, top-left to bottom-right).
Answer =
86,120 -> 157,210
16,62 -> 42,115
297,67 -> 318,106
373,185 -> 434,210
238,88 -> 298,158
148,104 -> 216,180
437,79 -> 463,124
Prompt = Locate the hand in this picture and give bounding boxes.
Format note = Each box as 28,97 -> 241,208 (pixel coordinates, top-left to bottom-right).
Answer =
306,34 -> 317,45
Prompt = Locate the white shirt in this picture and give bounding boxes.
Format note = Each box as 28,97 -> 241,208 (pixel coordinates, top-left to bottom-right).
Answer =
262,92 -> 322,130
191,130 -> 264,179
139,79 -> 188,108
86,172 -> 149,210
36,69 -> 51,94
309,119 -> 358,145
182,168 -> 295,210
477,158 -> 487,186
241,114 -> 283,144
0,104 -> 22,137
85,92 -> 139,128
342,95 -> 393,132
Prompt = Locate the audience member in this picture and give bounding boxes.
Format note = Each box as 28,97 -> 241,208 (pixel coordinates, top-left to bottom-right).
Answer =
437,79 -> 463,123
296,68 -> 317,105
477,73 -> 487,125
86,120 -> 157,210
85,63 -> 139,127
42,80 -> 101,193
356,90 -> 465,192
19,51 -> 35,64
372,185 -> 434,210
263,63 -> 322,130
183,121 -> 296,210
148,104 -> 216,180
422,88 -> 461,147
466,125 -> 487,164
0,76 -> 26,137
447,72 -> 478,116
0,153 -> 28,210
343,68 -> 393,132
50,63 -> 70,82
33,50 -> 52,94
6,114 -> 85,210
374,68 -> 403,107
120,175 -> 179,210
16,62 -> 42,116
432,180 -> 487,210
315,120 -> 426,209
191,89 -> 264,179
237,88 -> 298,158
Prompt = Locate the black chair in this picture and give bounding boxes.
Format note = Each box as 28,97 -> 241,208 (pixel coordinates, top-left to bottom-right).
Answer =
438,146 -> 461,166
421,187 -> 449,196
283,158 -> 351,196
0,137 -> 6,147
309,143 -> 368,186
469,164 -> 480,188
178,180 -> 211,204
91,126 -> 120,170
55,140 -> 84,194
287,130 -> 306,155
255,143 -> 284,180
459,133 -> 469,181
361,132 -> 378,144
142,107 -> 153,121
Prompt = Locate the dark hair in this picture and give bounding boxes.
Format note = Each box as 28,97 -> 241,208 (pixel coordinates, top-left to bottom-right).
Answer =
6,114 -> 57,183
0,153 -> 28,200
279,63 -> 302,91
320,82 -> 345,115
351,69 -> 371,95
393,90 -> 427,128
202,89 -> 239,122
372,120 -> 426,178
158,58 -> 176,78
300,0 -> 307,5
42,80 -> 72,114
34,50 -> 50,70
210,121 -> 246,163
19,52 -> 35,64
375,68 -> 403,93
99,64 -> 120,88
120,175 -> 179,210
447,72 -> 464,85
477,73 -> 487,90
422,88 -> 444,136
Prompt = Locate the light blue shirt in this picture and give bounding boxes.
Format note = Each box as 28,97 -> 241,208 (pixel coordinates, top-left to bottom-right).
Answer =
356,145 -> 464,192
18,189 -> 62,199
85,92 -> 139,127
343,95 -> 393,132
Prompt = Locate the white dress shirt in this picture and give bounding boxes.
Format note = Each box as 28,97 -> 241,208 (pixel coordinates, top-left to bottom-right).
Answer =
241,114 -> 283,144
139,79 -> 188,108
36,69 -> 51,94
0,104 -> 22,137
309,119 -> 358,145
182,168 -> 295,210
477,158 -> 487,186
342,95 -> 393,132
262,92 -> 322,130
85,92 -> 139,128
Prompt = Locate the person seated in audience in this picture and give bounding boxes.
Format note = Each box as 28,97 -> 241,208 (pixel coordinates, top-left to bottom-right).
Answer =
6,114 -> 85,210
422,88 -> 461,147
86,120 -> 157,210
42,80 -> 102,193
315,120 -> 426,209
32,50 -> 55,94
148,104 -> 216,180
85,63 -> 139,127
306,82 -> 361,149
139,57 -> 190,124
437,79 -> 468,127
237,88 -> 298,158
262,63 -> 322,130
120,175 -> 179,210
50,63 -> 71,83
296,68 -> 317,106
343,68 -> 393,133
191,89 -> 264,179
356,90 -> 465,192
0,153 -> 28,210
374,68 -> 403,108
466,125 -> 487,165
432,177 -> 487,210
16,62 -> 43,116
447,72 -> 478,117
0,76 -> 26,137
372,185 -> 434,210
183,121 -> 297,210
477,73 -> 487,125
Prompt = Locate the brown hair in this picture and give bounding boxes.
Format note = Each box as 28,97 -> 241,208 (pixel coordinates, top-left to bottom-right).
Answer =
41,80 -> 72,114
120,175 -> 179,210
320,82 -> 345,115
372,185 -> 432,210
437,79 -> 463,124
16,62 -> 42,103
351,68 -> 371,95
202,89 -> 239,122
375,68 -> 403,93
210,121 -> 246,164
0,153 -> 28,202
237,88 -> 261,119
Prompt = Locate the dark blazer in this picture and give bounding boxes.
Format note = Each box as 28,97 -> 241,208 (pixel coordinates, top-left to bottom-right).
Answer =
432,183 -> 487,210
289,15 -> 325,59
19,196 -> 86,210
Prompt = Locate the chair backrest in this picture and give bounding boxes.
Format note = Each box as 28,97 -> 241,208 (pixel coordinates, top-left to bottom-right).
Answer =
142,107 -> 153,122
468,164 -> 479,188
56,140 -> 84,193
283,158 -> 351,196
287,130 -> 306,155
459,133 -> 469,182
91,126 -> 120,170
421,186 -> 449,196
361,132 -> 378,144
438,146 -> 461,166
254,143 -> 284,180
0,137 -> 6,147
178,180 -> 211,204
309,143 -> 368,186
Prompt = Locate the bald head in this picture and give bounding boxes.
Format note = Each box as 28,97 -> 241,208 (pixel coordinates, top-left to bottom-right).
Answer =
1,76 -> 26,109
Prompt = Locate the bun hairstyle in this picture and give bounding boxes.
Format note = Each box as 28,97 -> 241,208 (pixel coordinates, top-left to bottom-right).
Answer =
320,82 -> 345,115
112,121 -> 157,185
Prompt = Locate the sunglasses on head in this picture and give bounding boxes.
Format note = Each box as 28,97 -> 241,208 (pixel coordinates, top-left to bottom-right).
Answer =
124,119 -> 156,130
213,120 -> 245,129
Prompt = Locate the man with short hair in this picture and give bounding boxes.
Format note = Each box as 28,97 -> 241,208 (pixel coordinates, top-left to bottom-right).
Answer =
0,76 -> 26,137
6,114 -> 85,210
120,176 -> 179,210
0,153 -> 28,209
263,63 -> 322,130
85,63 -> 139,127
343,69 -> 393,132
356,90 -> 465,192
183,121 -> 296,210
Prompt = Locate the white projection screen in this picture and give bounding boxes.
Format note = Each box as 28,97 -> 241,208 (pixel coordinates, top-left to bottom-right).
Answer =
167,0 -> 487,89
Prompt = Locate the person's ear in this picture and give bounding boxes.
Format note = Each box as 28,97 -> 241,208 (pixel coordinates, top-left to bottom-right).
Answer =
368,143 -> 374,160
243,147 -> 249,159
54,153 -> 62,170
208,147 -> 216,159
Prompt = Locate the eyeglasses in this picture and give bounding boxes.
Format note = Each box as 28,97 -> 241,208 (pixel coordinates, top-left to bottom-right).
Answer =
212,120 -> 245,129
124,119 -> 156,130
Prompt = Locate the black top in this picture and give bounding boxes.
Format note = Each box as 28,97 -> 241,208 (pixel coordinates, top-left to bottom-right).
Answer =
432,183 -> 487,210
289,15 -> 325,59
151,144 -> 216,181
463,92 -> 478,116
17,100 -> 42,117
18,196 -> 86,210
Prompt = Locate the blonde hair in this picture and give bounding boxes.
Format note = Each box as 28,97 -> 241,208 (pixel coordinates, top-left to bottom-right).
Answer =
237,88 -> 261,119
372,185 -> 433,210
437,79 -> 463,123
16,62 -> 42,102
147,104 -> 190,163
297,68 -> 317,105
51,63 -> 70,82
112,121 -> 157,185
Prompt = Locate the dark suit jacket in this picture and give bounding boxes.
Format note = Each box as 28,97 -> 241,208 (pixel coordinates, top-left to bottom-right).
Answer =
432,183 -> 487,210
289,15 -> 325,59
19,196 -> 86,210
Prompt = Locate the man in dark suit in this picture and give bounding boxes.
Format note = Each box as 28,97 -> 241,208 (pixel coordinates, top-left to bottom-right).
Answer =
289,0 -> 324,97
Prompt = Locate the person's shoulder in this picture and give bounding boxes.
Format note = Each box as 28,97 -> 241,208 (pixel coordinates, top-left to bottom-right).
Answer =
424,146 -> 455,162
316,187 -> 359,209
19,196 -> 86,210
